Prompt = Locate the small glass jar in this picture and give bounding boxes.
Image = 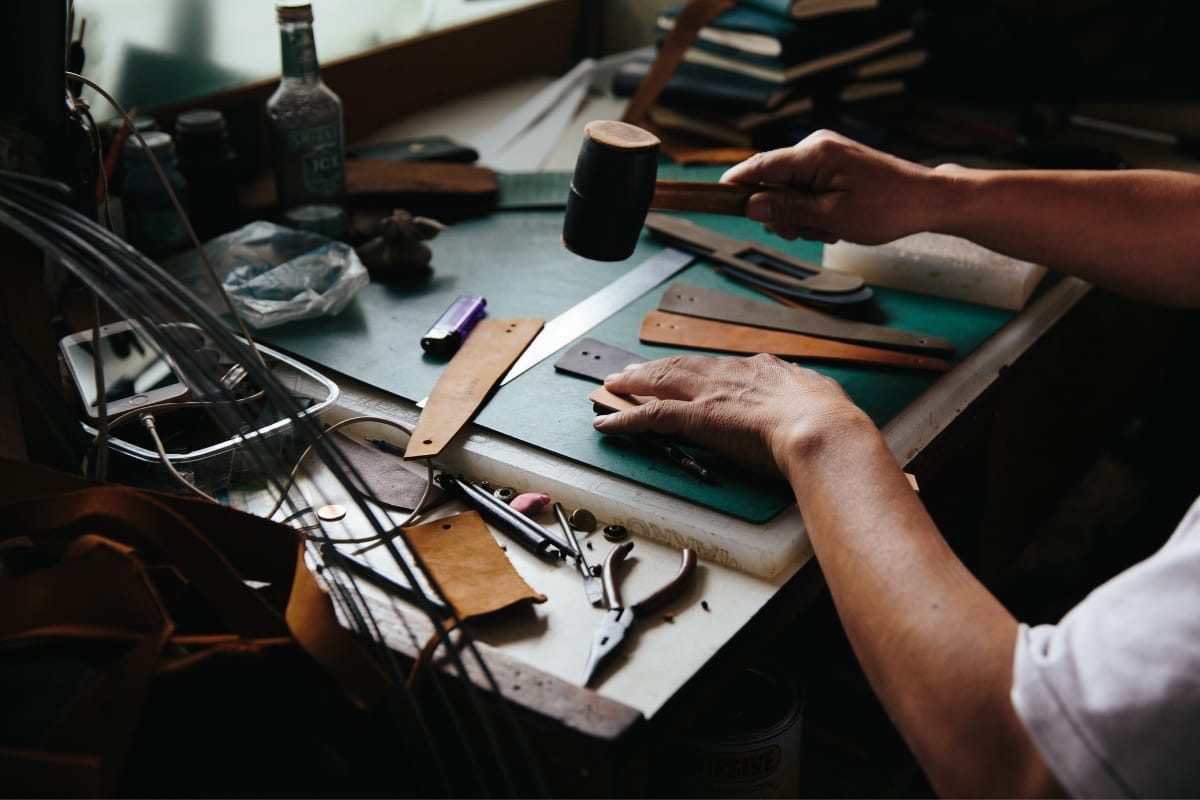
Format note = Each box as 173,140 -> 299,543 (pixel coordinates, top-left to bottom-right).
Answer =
121,130 -> 190,259
174,109 -> 240,240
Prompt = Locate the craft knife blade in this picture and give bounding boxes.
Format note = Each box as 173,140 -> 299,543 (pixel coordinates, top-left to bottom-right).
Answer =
500,247 -> 696,386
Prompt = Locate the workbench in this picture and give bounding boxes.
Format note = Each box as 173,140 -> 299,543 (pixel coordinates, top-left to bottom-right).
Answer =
227,81 -> 1200,796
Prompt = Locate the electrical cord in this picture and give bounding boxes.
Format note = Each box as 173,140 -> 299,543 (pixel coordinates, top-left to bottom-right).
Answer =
267,414 -> 438,546
139,412 -> 219,503
0,71 -> 553,797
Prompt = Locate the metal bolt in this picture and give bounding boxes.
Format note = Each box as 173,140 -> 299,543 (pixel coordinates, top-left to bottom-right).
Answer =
602,524 -> 627,542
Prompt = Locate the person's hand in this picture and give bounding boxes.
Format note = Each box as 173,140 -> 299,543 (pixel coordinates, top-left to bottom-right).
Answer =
721,129 -> 947,245
592,353 -> 874,478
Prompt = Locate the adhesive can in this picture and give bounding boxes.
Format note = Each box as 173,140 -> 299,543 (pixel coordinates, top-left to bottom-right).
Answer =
665,663 -> 804,798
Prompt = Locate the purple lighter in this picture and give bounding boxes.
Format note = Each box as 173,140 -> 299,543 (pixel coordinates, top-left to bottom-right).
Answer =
420,294 -> 487,358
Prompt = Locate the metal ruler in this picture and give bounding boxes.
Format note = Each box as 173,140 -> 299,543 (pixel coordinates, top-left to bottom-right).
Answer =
500,247 -> 696,385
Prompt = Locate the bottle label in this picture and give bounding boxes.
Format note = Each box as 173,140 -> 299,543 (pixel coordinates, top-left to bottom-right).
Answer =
286,123 -> 344,195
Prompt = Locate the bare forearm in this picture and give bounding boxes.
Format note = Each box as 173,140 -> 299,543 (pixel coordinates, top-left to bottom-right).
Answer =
782,416 -> 1057,796
929,166 -> 1200,306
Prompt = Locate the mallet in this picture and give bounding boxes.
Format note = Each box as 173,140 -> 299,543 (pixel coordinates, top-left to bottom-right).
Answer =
562,119 -> 757,261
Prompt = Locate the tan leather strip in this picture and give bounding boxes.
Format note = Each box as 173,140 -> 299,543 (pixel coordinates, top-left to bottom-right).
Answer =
640,310 -> 950,372
406,317 -> 544,459
589,386 -> 645,413
286,543 -> 393,710
621,0 -> 735,127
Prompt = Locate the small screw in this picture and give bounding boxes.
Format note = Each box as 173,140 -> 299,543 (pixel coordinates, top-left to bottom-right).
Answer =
586,541 -> 594,550
701,600 -> 710,612
602,524 -> 627,542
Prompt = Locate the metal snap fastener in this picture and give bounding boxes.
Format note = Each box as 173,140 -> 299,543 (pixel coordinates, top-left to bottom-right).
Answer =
602,524 -> 627,541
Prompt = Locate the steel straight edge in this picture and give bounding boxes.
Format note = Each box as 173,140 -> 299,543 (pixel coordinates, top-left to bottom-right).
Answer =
326,379 -> 813,583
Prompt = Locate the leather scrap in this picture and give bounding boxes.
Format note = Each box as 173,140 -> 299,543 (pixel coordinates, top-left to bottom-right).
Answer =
403,510 -> 547,621
331,431 -> 446,510
406,317 -> 543,459
640,310 -> 950,372
553,337 -> 648,383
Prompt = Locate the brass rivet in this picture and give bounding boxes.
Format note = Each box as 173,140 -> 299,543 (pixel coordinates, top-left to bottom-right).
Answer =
569,508 -> 597,532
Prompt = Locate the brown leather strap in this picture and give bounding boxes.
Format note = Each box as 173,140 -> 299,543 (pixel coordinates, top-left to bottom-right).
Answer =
621,0 -> 735,127
640,310 -> 950,372
0,486 -> 289,637
0,465 -> 393,711
286,543 -> 393,711
658,282 -> 954,355
240,160 -> 498,212
406,317 -> 544,459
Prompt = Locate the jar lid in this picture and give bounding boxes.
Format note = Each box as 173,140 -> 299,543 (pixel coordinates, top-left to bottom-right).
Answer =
176,109 -> 225,134
124,130 -> 175,159
284,204 -> 347,238
276,2 -> 313,23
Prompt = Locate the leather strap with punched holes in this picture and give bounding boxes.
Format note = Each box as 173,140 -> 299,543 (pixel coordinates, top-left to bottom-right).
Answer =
621,0 -> 735,127
640,310 -> 950,372
658,282 -> 954,355
405,317 -> 544,459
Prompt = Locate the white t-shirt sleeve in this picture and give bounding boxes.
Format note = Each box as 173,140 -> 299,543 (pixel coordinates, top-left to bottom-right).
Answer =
1012,496 -> 1200,798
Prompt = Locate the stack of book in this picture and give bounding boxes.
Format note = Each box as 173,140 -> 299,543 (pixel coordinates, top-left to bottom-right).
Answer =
613,0 -> 927,149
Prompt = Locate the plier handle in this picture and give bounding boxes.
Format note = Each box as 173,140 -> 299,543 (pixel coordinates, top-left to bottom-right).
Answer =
582,541 -> 697,687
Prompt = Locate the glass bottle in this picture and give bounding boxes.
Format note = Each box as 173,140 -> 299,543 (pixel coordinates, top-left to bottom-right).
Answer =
175,108 -> 240,241
265,1 -> 347,238
120,130 -> 190,260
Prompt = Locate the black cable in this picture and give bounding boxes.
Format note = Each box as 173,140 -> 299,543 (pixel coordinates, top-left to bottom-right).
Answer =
0,172 -> 553,797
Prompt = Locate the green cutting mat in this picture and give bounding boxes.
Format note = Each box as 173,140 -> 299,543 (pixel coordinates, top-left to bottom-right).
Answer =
259,168 -> 1025,523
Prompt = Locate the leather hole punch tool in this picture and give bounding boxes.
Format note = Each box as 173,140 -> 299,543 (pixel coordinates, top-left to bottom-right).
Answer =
581,540 -> 698,687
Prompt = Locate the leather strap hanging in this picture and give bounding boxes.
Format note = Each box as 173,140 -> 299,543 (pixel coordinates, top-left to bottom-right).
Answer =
620,0 -> 735,128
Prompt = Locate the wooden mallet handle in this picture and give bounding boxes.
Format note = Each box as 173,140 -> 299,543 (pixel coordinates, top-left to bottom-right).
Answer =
651,180 -> 756,216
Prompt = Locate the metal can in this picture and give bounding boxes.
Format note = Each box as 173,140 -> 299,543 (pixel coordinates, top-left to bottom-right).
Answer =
667,663 -> 804,798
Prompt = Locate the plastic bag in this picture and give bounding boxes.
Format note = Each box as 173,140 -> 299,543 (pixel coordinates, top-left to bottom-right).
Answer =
165,220 -> 369,329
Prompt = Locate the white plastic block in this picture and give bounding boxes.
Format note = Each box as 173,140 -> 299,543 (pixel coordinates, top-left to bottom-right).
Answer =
823,232 -> 1047,310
